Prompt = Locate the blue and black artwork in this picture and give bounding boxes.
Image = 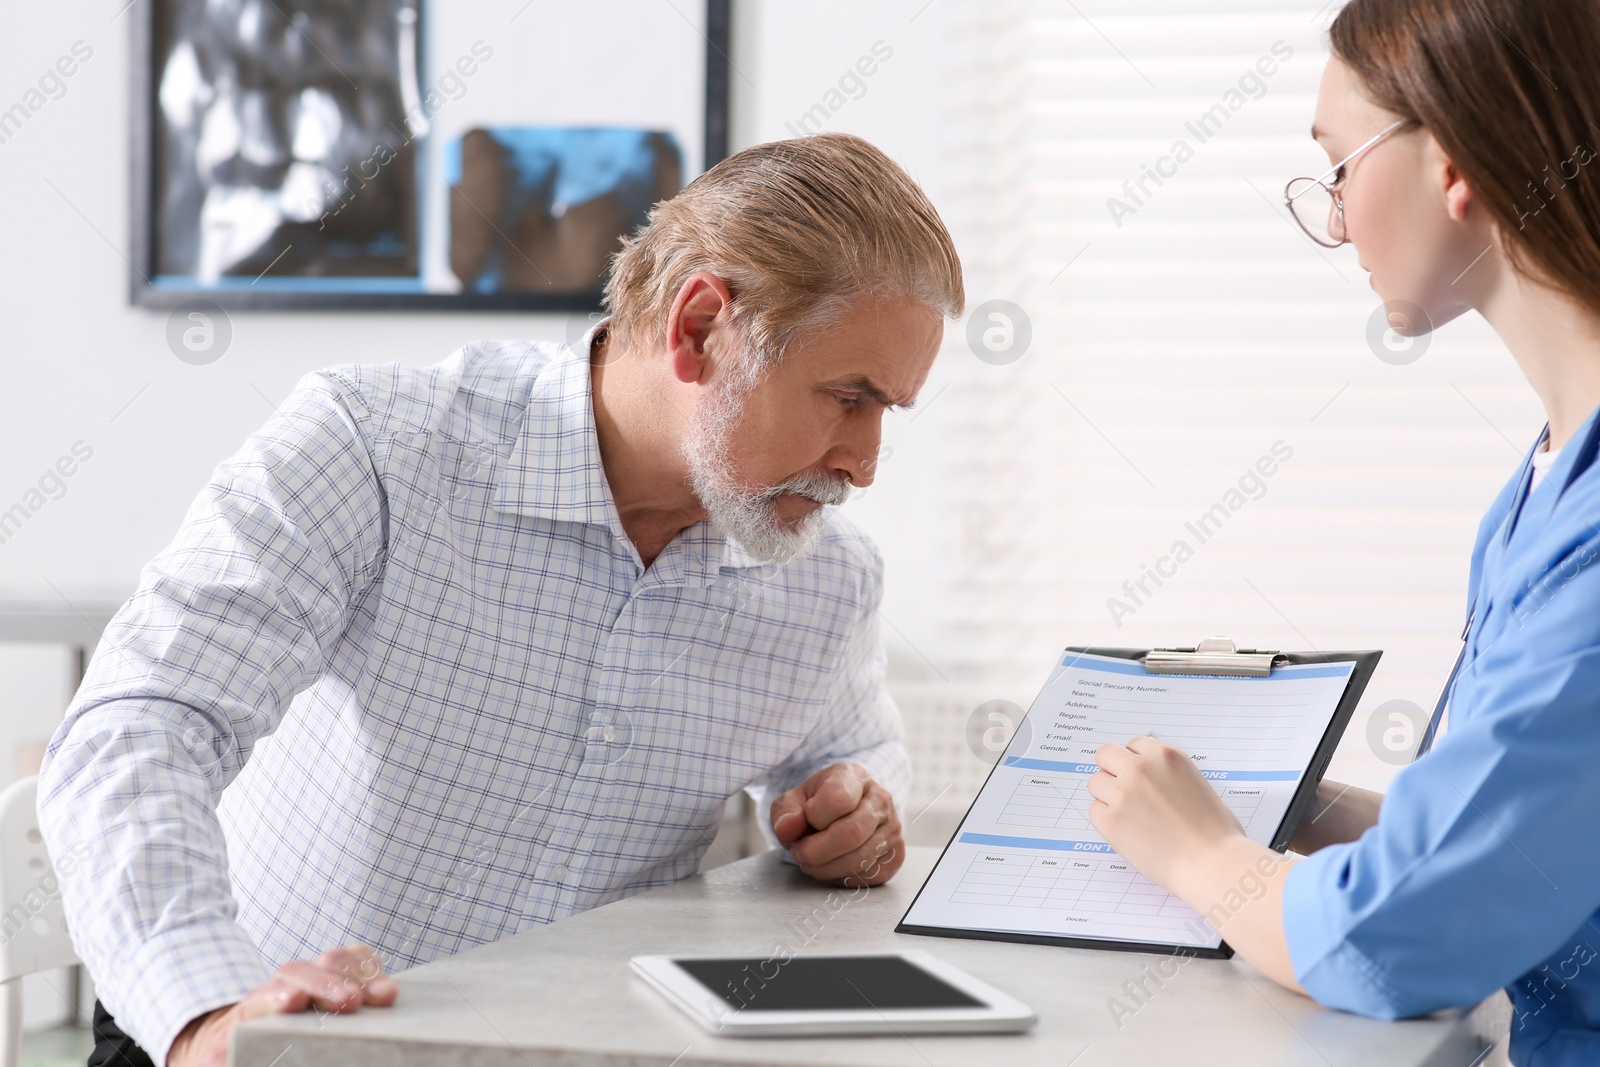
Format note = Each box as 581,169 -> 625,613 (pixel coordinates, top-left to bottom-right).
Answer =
447,127 -> 682,295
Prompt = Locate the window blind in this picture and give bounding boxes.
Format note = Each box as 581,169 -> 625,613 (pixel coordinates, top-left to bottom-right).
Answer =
858,0 -> 1544,794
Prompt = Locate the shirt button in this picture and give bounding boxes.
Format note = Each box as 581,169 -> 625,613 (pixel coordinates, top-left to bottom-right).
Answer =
551,863 -> 569,881
602,725 -> 617,743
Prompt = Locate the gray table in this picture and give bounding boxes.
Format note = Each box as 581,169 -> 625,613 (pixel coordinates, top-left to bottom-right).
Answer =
234,846 -> 1491,1067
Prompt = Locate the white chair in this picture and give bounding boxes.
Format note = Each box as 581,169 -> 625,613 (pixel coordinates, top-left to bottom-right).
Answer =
0,775 -> 79,1067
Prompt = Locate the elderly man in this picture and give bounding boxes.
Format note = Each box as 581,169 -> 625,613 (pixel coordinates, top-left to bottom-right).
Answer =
39,132 -> 963,1067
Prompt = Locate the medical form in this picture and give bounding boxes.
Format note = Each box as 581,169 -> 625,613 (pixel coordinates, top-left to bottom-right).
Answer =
899,649 -> 1369,954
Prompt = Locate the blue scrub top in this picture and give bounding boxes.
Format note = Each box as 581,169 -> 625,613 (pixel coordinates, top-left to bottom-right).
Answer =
1283,400 -> 1600,1067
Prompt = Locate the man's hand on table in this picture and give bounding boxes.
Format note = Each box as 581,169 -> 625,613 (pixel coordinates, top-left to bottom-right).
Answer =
166,944 -> 396,1067
769,762 -> 904,888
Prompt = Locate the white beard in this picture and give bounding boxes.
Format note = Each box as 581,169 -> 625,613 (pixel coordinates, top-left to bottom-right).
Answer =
682,361 -> 853,565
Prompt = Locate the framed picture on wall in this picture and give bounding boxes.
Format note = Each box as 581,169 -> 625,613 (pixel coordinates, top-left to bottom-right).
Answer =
128,0 -> 731,311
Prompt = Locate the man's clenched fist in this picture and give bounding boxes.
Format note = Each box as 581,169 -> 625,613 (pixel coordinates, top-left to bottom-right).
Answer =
769,763 -> 904,887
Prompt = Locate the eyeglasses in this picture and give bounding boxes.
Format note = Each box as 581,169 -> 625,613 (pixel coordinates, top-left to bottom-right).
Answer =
1284,119 -> 1410,248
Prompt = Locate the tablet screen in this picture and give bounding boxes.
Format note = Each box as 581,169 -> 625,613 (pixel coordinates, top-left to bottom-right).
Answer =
673,955 -> 986,1012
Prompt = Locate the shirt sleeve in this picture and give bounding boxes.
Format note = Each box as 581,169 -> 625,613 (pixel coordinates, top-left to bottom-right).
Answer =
1282,528 -> 1600,1017
745,547 -> 912,856
36,374 -> 388,1062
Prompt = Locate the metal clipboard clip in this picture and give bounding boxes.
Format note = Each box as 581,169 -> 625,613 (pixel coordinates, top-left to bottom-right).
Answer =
1141,636 -> 1283,678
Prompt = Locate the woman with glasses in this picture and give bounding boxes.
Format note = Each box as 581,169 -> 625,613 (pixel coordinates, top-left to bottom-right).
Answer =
1086,0 -> 1600,1062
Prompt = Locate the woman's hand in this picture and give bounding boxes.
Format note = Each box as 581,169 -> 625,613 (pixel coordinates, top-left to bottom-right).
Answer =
1087,736 -> 1245,892
1087,736 -> 1305,991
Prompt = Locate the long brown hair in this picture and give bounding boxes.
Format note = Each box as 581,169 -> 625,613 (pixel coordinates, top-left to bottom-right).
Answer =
1330,0 -> 1600,314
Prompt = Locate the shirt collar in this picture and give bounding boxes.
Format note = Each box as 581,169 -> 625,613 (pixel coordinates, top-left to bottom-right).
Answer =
492,322 -> 622,535
492,319 -> 777,582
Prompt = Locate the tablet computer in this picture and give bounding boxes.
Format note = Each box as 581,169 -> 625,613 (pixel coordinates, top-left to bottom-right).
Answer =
630,951 -> 1038,1036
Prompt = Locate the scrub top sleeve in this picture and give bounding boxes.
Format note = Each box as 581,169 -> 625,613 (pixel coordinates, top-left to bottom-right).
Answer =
1283,540 -> 1600,1018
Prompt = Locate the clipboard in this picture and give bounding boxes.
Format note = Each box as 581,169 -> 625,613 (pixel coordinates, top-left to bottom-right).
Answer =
895,637 -> 1381,959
